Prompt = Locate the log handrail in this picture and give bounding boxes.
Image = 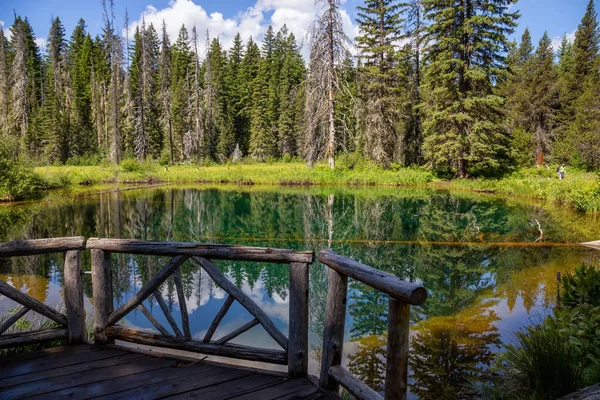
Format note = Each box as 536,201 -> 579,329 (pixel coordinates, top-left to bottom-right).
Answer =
89,239 -> 312,378
318,249 -> 426,305
0,237 -> 86,349
86,238 -> 314,264
318,249 -> 428,400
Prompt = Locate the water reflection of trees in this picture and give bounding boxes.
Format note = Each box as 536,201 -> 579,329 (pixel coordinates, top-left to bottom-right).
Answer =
0,186 -> 595,395
409,309 -> 501,399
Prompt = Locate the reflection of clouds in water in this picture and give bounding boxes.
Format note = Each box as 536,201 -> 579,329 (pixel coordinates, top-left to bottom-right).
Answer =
157,269 -> 290,324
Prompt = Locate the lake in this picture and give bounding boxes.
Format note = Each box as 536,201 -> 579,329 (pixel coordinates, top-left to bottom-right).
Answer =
0,185 -> 598,398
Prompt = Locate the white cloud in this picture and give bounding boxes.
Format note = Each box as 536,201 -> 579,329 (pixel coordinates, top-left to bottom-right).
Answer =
128,0 -> 358,60
35,37 -> 47,52
551,30 -> 576,52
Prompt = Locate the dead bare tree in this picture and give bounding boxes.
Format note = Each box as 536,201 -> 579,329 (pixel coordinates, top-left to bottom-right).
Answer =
305,0 -> 349,169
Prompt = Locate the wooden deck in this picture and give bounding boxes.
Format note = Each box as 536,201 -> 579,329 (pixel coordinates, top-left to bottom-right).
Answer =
0,345 -> 329,399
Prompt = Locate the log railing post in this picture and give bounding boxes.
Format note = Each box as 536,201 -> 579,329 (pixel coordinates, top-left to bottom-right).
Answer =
288,262 -> 309,377
319,268 -> 348,391
63,250 -> 86,344
92,249 -> 114,345
385,298 -> 410,400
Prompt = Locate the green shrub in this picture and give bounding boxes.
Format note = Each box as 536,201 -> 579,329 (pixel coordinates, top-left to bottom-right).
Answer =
120,158 -> 143,173
501,323 -> 584,399
561,264 -> 600,307
45,172 -> 73,189
0,141 -> 46,201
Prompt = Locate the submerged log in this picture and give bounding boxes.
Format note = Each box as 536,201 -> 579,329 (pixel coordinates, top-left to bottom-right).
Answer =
86,238 -> 314,264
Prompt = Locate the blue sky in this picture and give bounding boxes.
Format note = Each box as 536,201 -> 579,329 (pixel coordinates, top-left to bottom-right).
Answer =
0,0 -> 595,53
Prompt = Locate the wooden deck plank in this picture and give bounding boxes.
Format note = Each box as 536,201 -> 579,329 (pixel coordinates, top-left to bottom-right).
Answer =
232,378 -> 315,400
0,354 -> 167,398
166,373 -> 285,399
0,349 -> 134,389
0,345 -> 329,400
25,362 -> 214,399
0,348 -> 127,384
0,345 -> 104,378
99,366 -> 252,400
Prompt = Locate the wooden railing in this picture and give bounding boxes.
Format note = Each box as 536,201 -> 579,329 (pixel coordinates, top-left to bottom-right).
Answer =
87,238 -> 314,377
317,249 -> 428,400
0,237 -> 86,349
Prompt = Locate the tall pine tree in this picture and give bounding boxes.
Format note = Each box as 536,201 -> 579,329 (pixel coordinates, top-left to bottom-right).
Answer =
421,0 -> 519,177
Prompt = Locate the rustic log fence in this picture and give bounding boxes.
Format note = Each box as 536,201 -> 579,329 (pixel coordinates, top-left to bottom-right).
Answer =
86,238 -> 314,377
0,237 -> 86,349
0,237 -> 429,399
317,249 -> 428,400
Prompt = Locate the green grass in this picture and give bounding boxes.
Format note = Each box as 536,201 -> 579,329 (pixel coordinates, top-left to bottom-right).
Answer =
441,167 -> 600,214
34,161 -> 435,187
26,162 -> 600,214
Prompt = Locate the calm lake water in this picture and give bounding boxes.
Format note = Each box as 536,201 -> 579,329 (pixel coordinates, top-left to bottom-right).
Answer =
0,185 -> 598,398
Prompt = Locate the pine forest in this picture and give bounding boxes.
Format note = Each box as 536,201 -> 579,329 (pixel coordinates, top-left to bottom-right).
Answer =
1,0 -> 599,178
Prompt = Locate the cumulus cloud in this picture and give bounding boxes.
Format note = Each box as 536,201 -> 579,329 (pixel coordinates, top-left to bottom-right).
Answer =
128,0 -> 358,60
35,37 -> 48,52
551,30 -> 576,52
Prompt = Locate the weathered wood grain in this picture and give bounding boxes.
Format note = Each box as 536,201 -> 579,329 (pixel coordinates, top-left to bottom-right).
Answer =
215,319 -> 259,345
203,295 -> 235,342
318,249 -> 427,305
172,268 -> 191,340
0,237 -> 85,257
385,298 -> 410,400
92,249 -> 114,345
0,280 -> 68,326
0,307 -> 29,335
329,365 -> 382,400
107,255 -> 187,326
153,289 -> 183,338
137,304 -> 172,337
86,238 -> 314,263
319,268 -> 348,391
106,326 -> 288,364
64,250 -> 86,343
288,262 -> 309,377
0,328 -> 68,349
192,256 -> 289,351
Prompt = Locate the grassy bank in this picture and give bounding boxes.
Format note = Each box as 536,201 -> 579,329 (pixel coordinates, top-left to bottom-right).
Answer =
22,161 -> 600,215
34,160 -> 435,186
443,168 -> 600,214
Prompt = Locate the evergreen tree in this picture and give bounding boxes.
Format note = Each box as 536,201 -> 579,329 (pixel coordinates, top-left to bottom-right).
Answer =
239,37 -> 261,155
249,57 -> 275,160
356,0 -> 404,166
400,0 -> 425,166
0,28 -> 10,136
278,33 -> 305,156
159,20 -> 174,166
204,36 -> 226,161
421,0 -> 519,177
170,25 -> 192,160
68,20 -> 94,157
223,33 -> 244,157
9,17 -> 33,149
43,17 -> 69,162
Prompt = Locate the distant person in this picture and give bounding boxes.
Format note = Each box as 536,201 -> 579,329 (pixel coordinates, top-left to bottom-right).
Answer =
556,164 -> 560,179
559,164 -> 566,180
